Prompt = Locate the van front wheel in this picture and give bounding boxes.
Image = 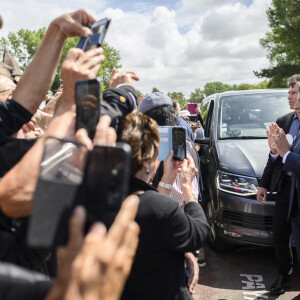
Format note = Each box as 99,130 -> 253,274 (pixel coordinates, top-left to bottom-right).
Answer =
205,201 -> 233,252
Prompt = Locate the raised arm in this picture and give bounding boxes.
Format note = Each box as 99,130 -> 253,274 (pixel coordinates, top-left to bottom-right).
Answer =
13,9 -> 96,114
0,47 -> 104,217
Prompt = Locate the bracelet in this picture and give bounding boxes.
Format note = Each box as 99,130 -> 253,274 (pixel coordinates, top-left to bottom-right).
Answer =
158,181 -> 173,190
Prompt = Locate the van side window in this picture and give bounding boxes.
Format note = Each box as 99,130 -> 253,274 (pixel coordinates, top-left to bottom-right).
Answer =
200,98 -> 210,123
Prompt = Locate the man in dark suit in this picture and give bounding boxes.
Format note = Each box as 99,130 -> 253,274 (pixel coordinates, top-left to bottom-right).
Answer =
273,90 -> 300,285
257,75 -> 300,295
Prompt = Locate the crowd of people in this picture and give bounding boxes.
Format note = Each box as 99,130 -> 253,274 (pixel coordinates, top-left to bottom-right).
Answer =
1,7 -> 300,300
0,9 -> 209,300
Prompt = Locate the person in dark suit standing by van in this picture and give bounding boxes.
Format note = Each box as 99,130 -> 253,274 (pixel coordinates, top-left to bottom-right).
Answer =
273,86 -> 300,285
257,74 -> 300,295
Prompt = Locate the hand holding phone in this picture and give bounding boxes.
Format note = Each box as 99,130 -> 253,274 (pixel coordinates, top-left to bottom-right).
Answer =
158,126 -> 186,161
77,18 -> 111,51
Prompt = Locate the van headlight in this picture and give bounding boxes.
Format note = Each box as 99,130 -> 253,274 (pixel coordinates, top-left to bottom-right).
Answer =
217,171 -> 258,196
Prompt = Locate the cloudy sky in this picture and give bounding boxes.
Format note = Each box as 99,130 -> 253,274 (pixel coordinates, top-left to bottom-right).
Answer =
1,0 -> 272,97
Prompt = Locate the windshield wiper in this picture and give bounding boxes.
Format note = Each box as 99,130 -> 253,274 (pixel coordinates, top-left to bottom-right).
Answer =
219,136 -> 267,140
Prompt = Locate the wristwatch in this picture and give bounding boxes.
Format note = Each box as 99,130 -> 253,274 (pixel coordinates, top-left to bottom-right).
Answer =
158,181 -> 173,190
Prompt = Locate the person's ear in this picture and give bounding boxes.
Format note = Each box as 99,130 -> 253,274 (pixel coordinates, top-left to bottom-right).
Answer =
142,160 -> 150,175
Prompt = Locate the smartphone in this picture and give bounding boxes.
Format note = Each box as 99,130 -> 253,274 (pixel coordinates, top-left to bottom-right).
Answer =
77,18 -> 111,51
27,137 -> 88,248
78,143 -> 132,230
75,79 -> 100,140
172,127 -> 186,161
157,126 -> 186,161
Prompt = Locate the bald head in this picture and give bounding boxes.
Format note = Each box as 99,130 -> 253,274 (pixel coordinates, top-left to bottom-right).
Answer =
0,75 -> 16,101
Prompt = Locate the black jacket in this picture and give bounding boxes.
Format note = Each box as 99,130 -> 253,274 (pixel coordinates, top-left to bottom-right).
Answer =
259,112 -> 294,193
121,177 -> 209,300
0,262 -> 52,300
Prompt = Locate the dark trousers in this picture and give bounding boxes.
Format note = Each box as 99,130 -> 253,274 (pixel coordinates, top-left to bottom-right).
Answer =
273,177 -> 293,276
291,191 -> 300,274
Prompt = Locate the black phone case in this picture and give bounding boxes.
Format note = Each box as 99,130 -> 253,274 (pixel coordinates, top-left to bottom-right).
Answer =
172,127 -> 187,161
77,143 -> 132,231
75,79 -> 100,140
27,137 -> 87,249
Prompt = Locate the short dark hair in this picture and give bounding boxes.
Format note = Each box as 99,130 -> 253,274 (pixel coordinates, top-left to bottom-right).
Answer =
145,105 -> 178,126
287,74 -> 300,87
0,15 -> 3,30
172,99 -> 179,110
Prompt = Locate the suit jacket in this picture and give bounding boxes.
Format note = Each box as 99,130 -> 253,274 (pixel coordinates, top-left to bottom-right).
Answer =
283,132 -> 300,218
259,112 -> 294,193
121,177 -> 209,300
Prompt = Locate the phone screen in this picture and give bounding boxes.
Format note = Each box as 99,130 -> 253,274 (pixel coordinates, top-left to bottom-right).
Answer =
172,127 -> 186,161
75,79 -> 100,140
78,18 -> 111,51
81,143 -> 132,229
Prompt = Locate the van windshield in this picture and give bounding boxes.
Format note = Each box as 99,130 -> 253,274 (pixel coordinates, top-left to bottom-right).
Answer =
218,92 -> 291,139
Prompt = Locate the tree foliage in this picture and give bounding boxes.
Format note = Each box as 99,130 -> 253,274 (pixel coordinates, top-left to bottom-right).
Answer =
203,82 -> 232,97
152,87 -> 160,93
167,91 -> 187,108
255,0 -> 300,87
1,28 -> 122,91
189,88 -> 205,103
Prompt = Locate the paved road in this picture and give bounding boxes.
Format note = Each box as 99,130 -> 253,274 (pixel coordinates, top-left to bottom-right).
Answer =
193,245 -> 300,300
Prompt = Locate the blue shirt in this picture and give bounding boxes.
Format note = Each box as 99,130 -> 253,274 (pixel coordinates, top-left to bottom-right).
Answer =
289,112 -> 300,138
177,116 -> 194,142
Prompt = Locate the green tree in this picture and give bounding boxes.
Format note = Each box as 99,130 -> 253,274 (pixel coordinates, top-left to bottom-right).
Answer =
203,82 -> 232,96
189,88 -> 205,103
254,0 -> 300,87
152,87 -> 160,92
167,91 -> 187,108
1,28 -> 122,91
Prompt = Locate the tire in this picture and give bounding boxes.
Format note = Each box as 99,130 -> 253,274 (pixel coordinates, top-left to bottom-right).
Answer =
205,200 -> 233,252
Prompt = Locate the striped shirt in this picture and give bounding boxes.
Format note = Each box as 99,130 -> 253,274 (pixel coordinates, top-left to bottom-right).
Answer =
171,150 -> 199,207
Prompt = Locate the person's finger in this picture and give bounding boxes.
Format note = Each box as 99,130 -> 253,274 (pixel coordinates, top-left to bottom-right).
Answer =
110,67 -> 117,79
166,150 -> 174,162
73,9 -> 96,27
68,206 -> 86,252
89,54 -> 105,74
65,48 -> 84,63
77,47 -> 103,66
75,128 -> 93,150
104,196 -> 139,256
84,222 -> 107,247
74,222 -> 107,271
22,124 -> 31,133
93,115 -> 112,146
124,71 -> 139,81
31,117 -> 37,125
263,190 -> 267,201
106,127 -> 117,146
257,193 -> 264,203
109,221 -> 140,275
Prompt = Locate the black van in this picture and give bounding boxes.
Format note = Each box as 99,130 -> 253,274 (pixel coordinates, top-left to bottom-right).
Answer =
197,89 -> 291,251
